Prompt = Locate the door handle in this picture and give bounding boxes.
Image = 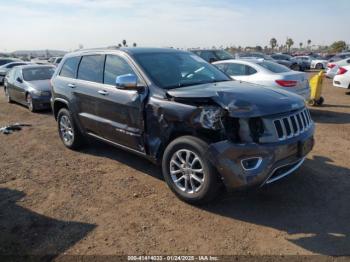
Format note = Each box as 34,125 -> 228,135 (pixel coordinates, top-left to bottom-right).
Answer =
98,90 -> 109,96
68,83 -> 76,88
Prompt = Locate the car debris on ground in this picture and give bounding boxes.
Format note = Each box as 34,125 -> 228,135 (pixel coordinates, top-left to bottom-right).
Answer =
0,123 -> 31,135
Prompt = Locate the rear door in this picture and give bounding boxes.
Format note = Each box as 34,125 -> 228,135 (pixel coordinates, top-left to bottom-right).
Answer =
74,54 -> 105,134
93,54 -> 146,153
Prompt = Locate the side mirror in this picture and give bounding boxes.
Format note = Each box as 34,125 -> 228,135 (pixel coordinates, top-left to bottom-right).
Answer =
16,77 -> 23,83
116,74 -> 141,91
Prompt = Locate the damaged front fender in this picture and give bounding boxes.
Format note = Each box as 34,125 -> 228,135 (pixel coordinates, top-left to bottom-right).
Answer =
145,96 -> 227,161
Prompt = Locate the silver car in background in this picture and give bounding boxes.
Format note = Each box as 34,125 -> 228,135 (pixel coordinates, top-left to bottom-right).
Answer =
213,59 -> 310,100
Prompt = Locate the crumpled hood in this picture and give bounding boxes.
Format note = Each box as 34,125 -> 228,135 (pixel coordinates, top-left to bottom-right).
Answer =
25,80 -> 51,92
167,81 -> 305,117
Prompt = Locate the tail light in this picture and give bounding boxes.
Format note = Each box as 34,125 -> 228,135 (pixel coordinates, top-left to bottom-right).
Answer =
337,67 -> 348,75
328,63 -> 336,69
275,80 -> 298,87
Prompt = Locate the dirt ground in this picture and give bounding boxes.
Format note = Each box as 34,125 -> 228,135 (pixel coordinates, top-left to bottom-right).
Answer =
0,74 -> 350,258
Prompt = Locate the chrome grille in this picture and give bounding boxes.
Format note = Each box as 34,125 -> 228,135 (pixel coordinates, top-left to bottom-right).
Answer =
273,108 -> 312,140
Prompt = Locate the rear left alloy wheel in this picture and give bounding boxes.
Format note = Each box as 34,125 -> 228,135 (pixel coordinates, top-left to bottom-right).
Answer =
162,136 -> 221,204
57,108 -> 84,150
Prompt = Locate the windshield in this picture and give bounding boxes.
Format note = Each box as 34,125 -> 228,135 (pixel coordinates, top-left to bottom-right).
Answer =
133,52 -> 231,89
214,50 -> 234,60
23,67 -> 55,81
257,61 -> 290,73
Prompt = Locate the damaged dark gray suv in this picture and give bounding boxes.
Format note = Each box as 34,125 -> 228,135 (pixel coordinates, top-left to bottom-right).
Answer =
51,48 -> 314,204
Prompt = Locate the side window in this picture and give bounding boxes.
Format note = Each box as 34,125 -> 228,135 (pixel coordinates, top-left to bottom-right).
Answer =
60,56 -> 81,78
214,63 -> 227,72
246,65 -> 257,75
77,55 -> 105,83
226,63 -> 247,76
104,55 -> 135,85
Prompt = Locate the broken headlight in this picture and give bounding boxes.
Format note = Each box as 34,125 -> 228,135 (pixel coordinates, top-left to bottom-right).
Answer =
249,117 -> 265,143
199,106 -> 224,130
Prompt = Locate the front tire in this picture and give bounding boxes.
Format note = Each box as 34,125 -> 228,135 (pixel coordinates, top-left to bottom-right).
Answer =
26,93 -> 36,112
162,136 -> 221,205
57,108 -> 84,150
4,87 -> 12,103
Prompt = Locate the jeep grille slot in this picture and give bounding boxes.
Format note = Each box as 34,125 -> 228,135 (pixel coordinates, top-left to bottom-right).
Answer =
273,108 -> 312,140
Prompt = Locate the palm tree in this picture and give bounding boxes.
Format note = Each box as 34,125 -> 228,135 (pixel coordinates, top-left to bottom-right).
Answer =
307,39 -> 312,49
270,38 -> 277,50
299,42 -> 303,49
122,39 -> 127,47
286,38 -> 294,52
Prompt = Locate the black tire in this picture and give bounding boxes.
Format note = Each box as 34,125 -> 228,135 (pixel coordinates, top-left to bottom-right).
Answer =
26,93 -> 36,112
317,96 -> 324,106
4,87 -> 12,103
57,108 -> 84,150
315,63 -> 323,70
162,136 -> 221,205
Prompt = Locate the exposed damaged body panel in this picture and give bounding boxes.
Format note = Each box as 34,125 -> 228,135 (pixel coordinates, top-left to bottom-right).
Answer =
145,96 -> 227,161
167,81 -> 305,118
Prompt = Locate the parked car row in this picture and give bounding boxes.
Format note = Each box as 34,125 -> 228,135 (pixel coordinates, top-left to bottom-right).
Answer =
1,47 -> 315,204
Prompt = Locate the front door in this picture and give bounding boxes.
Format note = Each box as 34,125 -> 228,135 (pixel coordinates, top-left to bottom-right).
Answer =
93,54 -> 146,153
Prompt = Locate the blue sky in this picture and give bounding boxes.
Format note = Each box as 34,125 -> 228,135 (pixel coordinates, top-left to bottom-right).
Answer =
0,0 -> 349,51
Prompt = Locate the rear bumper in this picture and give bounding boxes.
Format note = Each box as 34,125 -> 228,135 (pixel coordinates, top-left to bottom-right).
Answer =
206,125 -> 314,190
333,76 -> 350,89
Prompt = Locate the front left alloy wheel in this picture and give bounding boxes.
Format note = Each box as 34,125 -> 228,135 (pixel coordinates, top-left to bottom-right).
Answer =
162,136 -> 221,204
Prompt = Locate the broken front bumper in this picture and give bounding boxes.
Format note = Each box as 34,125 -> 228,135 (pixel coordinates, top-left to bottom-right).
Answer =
207,125 -> 314,190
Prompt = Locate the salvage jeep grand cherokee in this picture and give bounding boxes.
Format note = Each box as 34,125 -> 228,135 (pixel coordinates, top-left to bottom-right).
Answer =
51,48 -> 314,204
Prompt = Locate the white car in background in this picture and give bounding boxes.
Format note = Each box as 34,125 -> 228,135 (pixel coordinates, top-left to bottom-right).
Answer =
213,59 -> 310,100
326,58 -> 350,78
294,55 -> 328,69
333,66 -> 350,90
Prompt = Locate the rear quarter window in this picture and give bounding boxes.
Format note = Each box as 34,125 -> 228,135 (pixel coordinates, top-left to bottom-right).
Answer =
257,61 -> 290,73
60,56 -> 81,78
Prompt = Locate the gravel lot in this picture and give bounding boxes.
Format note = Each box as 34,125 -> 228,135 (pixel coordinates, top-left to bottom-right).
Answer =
0,74 -> 350,257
